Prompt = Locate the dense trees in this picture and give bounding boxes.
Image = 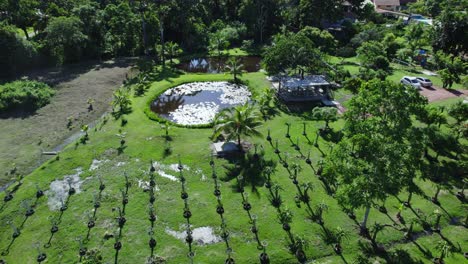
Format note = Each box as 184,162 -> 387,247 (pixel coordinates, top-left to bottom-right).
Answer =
0,0 -> 466,92
432,7 -> 468,58
0,0 -> 379,77
262,32 -> 323,77
0,23 -> 38,78
44,16 -> 87,64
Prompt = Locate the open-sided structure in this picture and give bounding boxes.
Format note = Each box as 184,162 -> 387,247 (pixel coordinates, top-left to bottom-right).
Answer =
277,75 -> 333,103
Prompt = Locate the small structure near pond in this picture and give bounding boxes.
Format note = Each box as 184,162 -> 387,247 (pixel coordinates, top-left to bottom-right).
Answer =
277,75 -> 333,103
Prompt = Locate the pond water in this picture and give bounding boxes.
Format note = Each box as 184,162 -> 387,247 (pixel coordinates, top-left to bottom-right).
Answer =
151,82 -> 251,125
177,56 -> 261,73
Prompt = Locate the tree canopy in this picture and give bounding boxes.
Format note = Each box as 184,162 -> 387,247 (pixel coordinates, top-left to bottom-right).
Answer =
324,80 -> 427,230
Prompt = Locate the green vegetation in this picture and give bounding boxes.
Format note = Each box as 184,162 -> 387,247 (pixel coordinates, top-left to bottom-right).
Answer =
0,0 -> 466,263
213,103 -> 262,150
0,81 -> 55,112
0,70 -> 466,263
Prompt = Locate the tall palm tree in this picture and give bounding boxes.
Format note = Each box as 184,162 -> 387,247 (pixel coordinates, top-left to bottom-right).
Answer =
225,57 -> 244,83
213,103 -> 262,151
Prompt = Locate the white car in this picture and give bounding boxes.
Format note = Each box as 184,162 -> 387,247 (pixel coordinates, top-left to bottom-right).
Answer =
400,76 -> 421,89
415,77 -> 432,88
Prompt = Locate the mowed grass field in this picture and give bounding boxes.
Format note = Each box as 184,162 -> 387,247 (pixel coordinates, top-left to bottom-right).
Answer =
0,71 -> 466,264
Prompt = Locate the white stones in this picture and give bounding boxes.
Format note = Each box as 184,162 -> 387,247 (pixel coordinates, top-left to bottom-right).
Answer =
171,102 -> 220,126
165,226 -> 221,245
46,168 -> 85,211
152,161 -> 185,182
89,159 -> 109,171
137,180 -> 160,192
161,82 -> 251,125
157,170 -> 178,181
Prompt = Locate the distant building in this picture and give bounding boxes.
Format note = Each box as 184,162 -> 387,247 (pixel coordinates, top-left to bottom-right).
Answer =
373,0 -> 401,12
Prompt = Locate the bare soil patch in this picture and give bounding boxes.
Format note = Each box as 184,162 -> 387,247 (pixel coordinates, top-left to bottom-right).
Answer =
419,86 -> 467,102
0,58 -> 135,186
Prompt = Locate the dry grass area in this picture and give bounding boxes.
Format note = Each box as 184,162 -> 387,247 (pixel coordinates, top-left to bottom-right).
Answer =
0,58 -> 135,186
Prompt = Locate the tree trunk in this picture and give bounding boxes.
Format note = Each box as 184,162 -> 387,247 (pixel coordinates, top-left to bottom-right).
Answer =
237,134 -> 242,151
361,206 -> 371,231
142,16 -> 148,56
407,191 -> 413,204
434,186 -> 441,200
22,27 -> 30,40
260,27 -> 263,44
160,21 -> 165,67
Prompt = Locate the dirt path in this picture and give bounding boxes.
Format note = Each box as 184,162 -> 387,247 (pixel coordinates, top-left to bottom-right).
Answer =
0,58 -> 135,186
419,86 -> 467,102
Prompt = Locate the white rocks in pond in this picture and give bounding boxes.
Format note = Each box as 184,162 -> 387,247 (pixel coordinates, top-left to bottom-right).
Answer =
162,82 -> 251,125
46,168 -> 85,211
170,102 -> 220,125
165,226 -> 221,245
89,159 -> 109,171
166,81 -> 250,100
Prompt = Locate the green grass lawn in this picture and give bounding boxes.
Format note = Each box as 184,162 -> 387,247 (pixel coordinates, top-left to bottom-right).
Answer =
0,70 -> 466,264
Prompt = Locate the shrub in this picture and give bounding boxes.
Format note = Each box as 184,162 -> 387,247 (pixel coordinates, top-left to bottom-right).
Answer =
0,80 -> 55,112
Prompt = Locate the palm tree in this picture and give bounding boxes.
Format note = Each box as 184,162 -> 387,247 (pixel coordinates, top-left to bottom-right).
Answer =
213,103 -> 262,151
225,57 -> 244,83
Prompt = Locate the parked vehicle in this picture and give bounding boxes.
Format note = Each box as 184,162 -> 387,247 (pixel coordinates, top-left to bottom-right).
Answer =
415,77 -> 432,88
400,76 -> 421,89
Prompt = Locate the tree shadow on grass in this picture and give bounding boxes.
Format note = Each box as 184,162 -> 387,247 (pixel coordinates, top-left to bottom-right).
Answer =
221,147 -> 276,193
320,129 -> 343,144
387,248 -> 425,264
